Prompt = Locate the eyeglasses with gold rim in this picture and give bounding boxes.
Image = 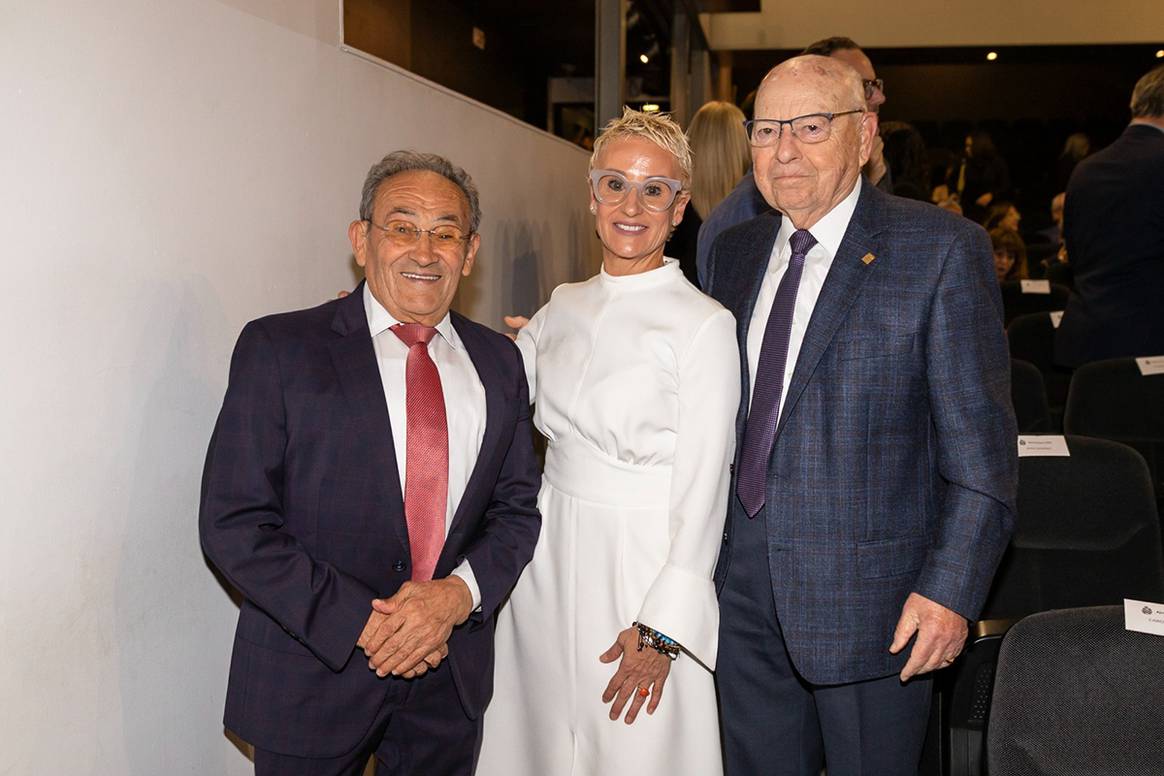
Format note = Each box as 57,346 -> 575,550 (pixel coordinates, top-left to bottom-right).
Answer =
366,220 -> 473,249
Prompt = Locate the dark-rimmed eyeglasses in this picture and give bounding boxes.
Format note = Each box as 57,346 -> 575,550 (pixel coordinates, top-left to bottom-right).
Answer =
367,220 -> 472,250
589,169 -> 684,212
745,110 -> 865,147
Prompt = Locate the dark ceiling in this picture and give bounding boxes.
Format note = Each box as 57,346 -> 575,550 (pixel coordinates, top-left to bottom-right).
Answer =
730,43 -> 1164,101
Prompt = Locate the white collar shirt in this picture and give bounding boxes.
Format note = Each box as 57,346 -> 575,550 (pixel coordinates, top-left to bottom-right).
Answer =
364,283 -> 485,607
747,179 -> 862,421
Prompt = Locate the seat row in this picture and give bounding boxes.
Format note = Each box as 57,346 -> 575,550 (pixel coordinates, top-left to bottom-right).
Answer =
926,434 -> 1164,776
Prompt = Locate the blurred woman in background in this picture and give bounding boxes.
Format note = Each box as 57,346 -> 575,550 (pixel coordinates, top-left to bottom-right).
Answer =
666,101 -> 750,287
990,226 -> 1029,282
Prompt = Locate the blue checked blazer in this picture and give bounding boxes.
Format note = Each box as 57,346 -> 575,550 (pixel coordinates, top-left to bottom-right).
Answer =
199,284 -> 541,758
707,179 -> 1018,685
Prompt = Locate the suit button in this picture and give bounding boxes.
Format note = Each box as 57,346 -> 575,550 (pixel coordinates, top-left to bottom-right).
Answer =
729,463 -> 735,474
722,531 -> 729,543
392,560 -> 406,572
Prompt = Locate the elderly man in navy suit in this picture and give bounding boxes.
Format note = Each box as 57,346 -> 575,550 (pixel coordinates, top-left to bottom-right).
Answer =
706,56 -> 1017,775
200,151 -> 541,775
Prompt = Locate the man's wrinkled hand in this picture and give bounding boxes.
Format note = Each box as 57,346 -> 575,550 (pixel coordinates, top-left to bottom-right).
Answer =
364,577 -> 473,677
400,642 -> 449,679
889,592 -> 968,682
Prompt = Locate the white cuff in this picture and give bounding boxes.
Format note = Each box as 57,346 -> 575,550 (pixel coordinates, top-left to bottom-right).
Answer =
636,563 -> 719,670
449,559 -> 483,611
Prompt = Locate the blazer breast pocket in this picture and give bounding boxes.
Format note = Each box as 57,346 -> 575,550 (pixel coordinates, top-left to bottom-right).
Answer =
835,333 -> 917,361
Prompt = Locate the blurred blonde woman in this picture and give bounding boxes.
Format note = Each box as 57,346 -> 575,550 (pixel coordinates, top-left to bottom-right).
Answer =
478,108 -> 738,776
666,101 -> 750,287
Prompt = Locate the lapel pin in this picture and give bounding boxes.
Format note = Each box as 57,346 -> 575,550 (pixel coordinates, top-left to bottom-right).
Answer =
860,252 -> 876,265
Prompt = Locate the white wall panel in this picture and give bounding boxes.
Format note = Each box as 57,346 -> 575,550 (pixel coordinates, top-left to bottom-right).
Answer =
0,1 -> 597,772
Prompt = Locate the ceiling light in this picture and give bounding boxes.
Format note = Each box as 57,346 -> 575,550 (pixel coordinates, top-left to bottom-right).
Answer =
642,103 -> 660,113
986,51 -> 998,61
1156,49 -> 1164,59
640,54 -> 650,64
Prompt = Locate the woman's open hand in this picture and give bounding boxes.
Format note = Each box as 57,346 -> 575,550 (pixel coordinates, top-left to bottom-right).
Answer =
599,626 -> 671,724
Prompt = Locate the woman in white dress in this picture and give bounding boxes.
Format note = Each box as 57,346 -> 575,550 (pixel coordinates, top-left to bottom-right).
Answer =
477,109 -> 740,776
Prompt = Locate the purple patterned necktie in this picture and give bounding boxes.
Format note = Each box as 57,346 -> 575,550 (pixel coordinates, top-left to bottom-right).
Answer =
737,228 -> 817,518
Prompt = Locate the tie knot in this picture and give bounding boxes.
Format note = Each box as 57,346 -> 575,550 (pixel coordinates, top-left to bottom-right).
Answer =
789,229 -> 817,258
391,322 -> 438,348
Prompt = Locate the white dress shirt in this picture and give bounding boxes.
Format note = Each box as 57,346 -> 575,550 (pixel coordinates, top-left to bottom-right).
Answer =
364,284 -> 484,608
747,180 -> 862,420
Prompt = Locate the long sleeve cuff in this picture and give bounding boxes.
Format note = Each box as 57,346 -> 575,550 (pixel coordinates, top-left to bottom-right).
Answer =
636,563 -> 719,670
449,559 -> 483,611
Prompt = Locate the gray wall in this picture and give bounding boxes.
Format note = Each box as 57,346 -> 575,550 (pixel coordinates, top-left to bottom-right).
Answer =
0,1 -> 598,773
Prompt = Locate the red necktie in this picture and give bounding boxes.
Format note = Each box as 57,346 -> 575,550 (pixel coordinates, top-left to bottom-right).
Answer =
391,323 -> 448,582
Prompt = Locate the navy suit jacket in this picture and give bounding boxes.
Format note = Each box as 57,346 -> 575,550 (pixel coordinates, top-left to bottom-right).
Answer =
1056,123 -> 1164,367
199,284 -> 541,758
706,180 -> 1017,685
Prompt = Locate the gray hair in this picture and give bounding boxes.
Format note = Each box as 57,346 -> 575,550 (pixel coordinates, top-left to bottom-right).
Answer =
359,150 -> 482,233
1131,65 -> 1164,119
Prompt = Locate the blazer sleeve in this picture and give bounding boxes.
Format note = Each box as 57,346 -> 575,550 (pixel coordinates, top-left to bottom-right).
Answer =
913,222 -> 1018,620
457,340 -> 542,623
635,308 -> 740,668
199,321 -> 378,672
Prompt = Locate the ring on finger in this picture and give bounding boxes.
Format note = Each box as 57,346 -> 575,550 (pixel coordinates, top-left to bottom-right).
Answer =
637,686 -> 650,698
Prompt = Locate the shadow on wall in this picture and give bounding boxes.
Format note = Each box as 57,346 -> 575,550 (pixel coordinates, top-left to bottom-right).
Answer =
114,276 -> 251,774
567,210 -> 600,286
468,211 -> 600,326
501,219 -> 545,319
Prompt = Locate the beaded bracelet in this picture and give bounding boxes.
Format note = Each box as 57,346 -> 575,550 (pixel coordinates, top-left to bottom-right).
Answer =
633,622 -> 681,660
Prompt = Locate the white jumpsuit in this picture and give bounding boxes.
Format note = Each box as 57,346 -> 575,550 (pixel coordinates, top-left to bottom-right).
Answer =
477,260 -> 740,776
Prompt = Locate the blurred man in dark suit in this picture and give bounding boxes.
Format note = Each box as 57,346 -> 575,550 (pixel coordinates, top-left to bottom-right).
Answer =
1056,65 -> 1164,367
706,55 -> 1017,776
200,151 -> 541,775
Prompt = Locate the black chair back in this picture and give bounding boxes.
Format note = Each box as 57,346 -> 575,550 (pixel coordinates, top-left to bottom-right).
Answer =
1044,260 -> 1073,291
1064,357 -> 1164,513
999,280 -> 1069,326
981,435 -> 1164,620
988,606 -> 1164,775
1007,313 -> 1073,422
1010,359 -> 1051,433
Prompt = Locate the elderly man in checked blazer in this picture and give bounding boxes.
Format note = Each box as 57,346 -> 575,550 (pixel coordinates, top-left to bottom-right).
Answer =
706,55 -> 1017,776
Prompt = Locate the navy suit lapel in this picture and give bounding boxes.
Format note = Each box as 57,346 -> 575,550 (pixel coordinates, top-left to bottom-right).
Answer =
446,313 -> 505,539
328,282 -> 409,549
775,180 -> 886,439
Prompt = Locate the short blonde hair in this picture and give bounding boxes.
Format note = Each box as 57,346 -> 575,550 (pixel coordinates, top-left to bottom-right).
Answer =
590,107 -> 693,187
686,101 -> 750,218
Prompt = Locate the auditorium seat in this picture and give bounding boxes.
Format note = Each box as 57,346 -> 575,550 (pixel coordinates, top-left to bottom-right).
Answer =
1044,260 -> 1073,291
987,606 -> 1164,776
999,280 -> 1069,326
1010,359 -> 1051,433
940,436 -> 1164,776
1063,356 -> 1164,521
1007,313 -> 1072,427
